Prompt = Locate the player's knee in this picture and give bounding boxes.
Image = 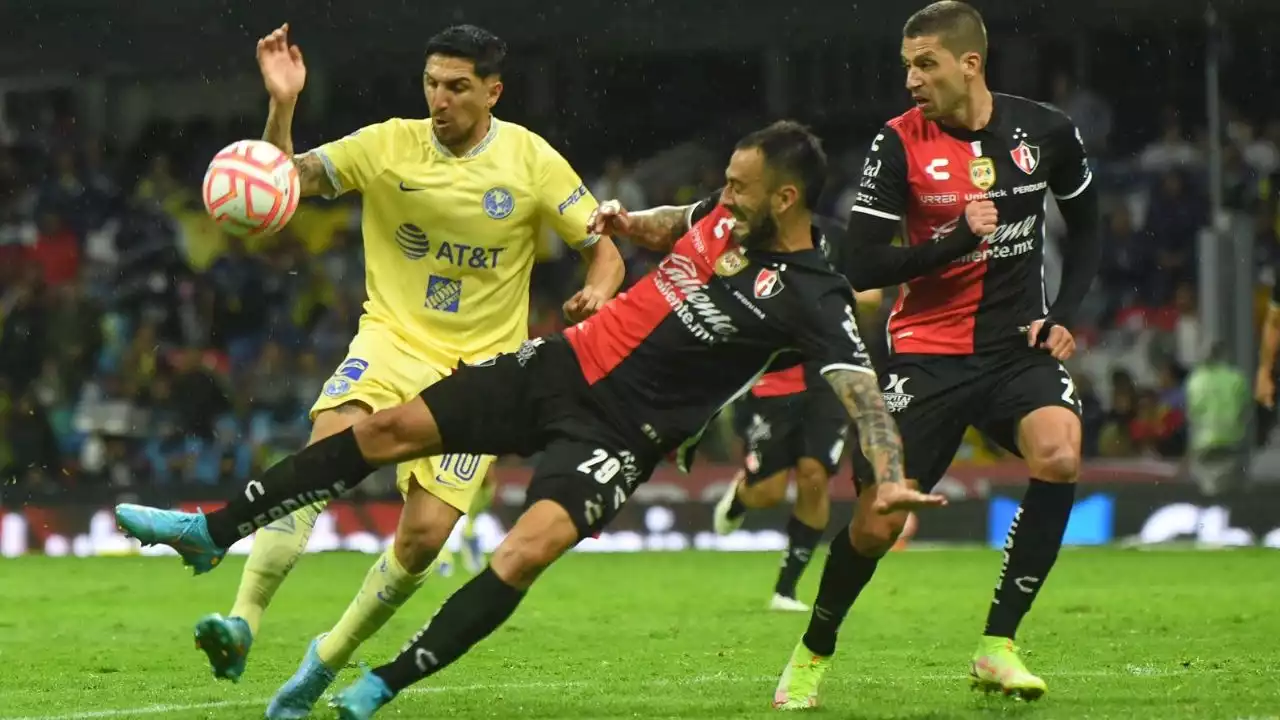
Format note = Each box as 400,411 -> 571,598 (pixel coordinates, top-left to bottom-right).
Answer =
490,501 -> 578,588
393,524 -> 449,575
1028,445 -> 1080,484
793,462 -> 829,504
742,474 -> 788,508
849,514 -> 905,557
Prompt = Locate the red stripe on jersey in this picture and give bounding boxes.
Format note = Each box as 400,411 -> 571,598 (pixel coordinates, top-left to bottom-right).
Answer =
885,109 -> 988,355
751,365 -> 807,397
566,205 -> 736,383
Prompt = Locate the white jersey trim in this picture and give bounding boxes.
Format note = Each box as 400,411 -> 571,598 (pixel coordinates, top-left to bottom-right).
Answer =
851,205 -> 901,221
1053,170 -> 1093,201
819,363 -> 877,377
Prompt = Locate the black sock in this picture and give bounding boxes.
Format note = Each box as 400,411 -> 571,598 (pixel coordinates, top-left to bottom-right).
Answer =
774,515 -> 824,599
983,479 -> 1075,639
372,566 -> 526,693
204,428 -> 375,548
801,526 -> 880,657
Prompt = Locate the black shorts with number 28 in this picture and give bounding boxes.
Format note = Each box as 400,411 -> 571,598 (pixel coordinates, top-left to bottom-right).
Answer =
850,348 -> 1081,492
419,336 -> 659,539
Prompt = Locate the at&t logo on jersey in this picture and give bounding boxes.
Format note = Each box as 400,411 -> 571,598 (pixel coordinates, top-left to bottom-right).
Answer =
482,187 -> 514,219
395,223 -> 430,259
654,254 -> 737,344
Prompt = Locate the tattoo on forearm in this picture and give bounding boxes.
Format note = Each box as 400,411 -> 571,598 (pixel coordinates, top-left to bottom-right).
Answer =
626,206 -> 693,250
825,369 -> 906,486
292,152 -> 334,198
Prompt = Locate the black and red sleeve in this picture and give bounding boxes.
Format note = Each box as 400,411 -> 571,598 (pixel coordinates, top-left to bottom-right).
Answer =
840,127 -> 981,291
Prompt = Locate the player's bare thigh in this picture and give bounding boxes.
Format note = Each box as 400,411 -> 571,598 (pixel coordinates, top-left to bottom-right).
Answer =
1016,406 -> 1082,484
309,402 -> 372,445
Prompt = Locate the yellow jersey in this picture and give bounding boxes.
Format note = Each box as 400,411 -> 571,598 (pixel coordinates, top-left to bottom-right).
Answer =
310,117 -> 599,367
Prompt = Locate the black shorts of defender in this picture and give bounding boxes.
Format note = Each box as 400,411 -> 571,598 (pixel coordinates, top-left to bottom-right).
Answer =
419,336 -> 658,539
737,391 -> 849,484
850,348 -> 1081,493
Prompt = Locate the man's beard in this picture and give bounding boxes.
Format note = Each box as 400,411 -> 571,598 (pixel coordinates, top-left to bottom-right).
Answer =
739,213 -> 778,251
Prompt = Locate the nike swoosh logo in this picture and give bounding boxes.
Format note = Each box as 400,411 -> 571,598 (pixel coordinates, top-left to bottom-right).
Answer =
399,182 -> 426,192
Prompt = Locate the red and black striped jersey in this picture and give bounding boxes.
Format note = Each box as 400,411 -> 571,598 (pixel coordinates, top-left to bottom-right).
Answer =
563,202 -> 872,470
853,93 -> 1092,355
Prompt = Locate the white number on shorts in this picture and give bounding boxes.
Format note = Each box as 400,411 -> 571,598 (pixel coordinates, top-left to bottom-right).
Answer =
1059,375 -> 1078,405
577,448 -> 621,484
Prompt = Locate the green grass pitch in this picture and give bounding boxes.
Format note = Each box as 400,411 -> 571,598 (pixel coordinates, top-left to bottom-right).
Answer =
1,548 -> 1276,719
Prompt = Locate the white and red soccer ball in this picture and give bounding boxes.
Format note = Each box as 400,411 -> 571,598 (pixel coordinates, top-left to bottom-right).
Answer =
202,139 -> 300,238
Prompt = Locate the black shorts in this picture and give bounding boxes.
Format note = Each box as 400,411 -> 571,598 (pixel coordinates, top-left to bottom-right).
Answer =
419,337 -> 657,539
850,348 -> 1081,492
737,390 -> 848,483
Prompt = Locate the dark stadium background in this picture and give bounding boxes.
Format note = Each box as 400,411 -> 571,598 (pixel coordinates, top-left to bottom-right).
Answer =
2,0 -> 1280,554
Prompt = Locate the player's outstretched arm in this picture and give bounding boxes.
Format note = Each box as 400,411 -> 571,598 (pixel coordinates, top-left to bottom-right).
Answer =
823,369 -> 906,486
823,368 -> 946,513
589,200 -> 696,253
256,23 -> 336,199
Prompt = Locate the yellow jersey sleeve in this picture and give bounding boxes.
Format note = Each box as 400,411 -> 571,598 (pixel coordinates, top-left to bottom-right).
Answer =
531,136 -> 599,250
311,120 -> 400,198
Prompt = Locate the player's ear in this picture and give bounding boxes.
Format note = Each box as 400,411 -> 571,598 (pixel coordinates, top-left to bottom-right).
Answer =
960,51 -> 983,79
773,183 -> 800,215
485,77 -> 503,109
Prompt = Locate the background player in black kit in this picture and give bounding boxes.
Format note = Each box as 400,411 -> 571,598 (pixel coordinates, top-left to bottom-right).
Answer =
772,1 -> 1102,709
112,121 -> 946,719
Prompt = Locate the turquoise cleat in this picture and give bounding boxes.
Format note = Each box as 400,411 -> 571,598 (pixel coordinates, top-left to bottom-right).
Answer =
193,614 -> 253,682
114,503 -> 226,574
266,635 -> 338,719
330,670 -> 395,720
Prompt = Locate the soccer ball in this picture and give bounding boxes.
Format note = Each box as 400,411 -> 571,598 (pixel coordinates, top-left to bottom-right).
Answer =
202,139 -> 300,238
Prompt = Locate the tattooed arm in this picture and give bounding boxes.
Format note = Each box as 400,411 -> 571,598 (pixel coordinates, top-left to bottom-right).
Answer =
823,368 -> 906,486
589,192 -> 719,253
262,99 -> 336,198
614,204 -> 698,253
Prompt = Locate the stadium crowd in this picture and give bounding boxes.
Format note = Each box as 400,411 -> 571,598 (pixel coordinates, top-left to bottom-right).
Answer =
0,83 -> 1273,495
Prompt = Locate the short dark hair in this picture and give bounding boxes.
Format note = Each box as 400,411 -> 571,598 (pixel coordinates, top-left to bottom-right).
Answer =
903,1 -> 988,66
735,120 -> 828,211
424,25 -> 507,77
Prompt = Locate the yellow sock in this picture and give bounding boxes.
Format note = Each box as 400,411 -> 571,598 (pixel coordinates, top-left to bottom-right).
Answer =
229,500 -> 325,637
316,548 -> 429,669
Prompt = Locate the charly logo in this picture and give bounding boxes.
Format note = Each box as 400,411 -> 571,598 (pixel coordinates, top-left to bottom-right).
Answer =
395,223 -> 430,259
482,187 -> 515,220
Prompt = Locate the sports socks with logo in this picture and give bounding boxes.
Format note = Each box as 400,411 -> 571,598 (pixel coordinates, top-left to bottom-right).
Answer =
983,478 -> 1075,639
801,526 -> 881,656
317,548 -> 431,669
204,428 -> 376,549
774,515 -> 823,599
372,566 -> 526,693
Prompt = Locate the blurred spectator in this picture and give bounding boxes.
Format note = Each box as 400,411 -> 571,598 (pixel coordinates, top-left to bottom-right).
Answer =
164,348 -> 230,439
1186,342 -> 1249,496
1051,73 -> 1112,156
1097,206 -> 1151,323
1144,171 -> 1204,304
1139,109 -> 1201,171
